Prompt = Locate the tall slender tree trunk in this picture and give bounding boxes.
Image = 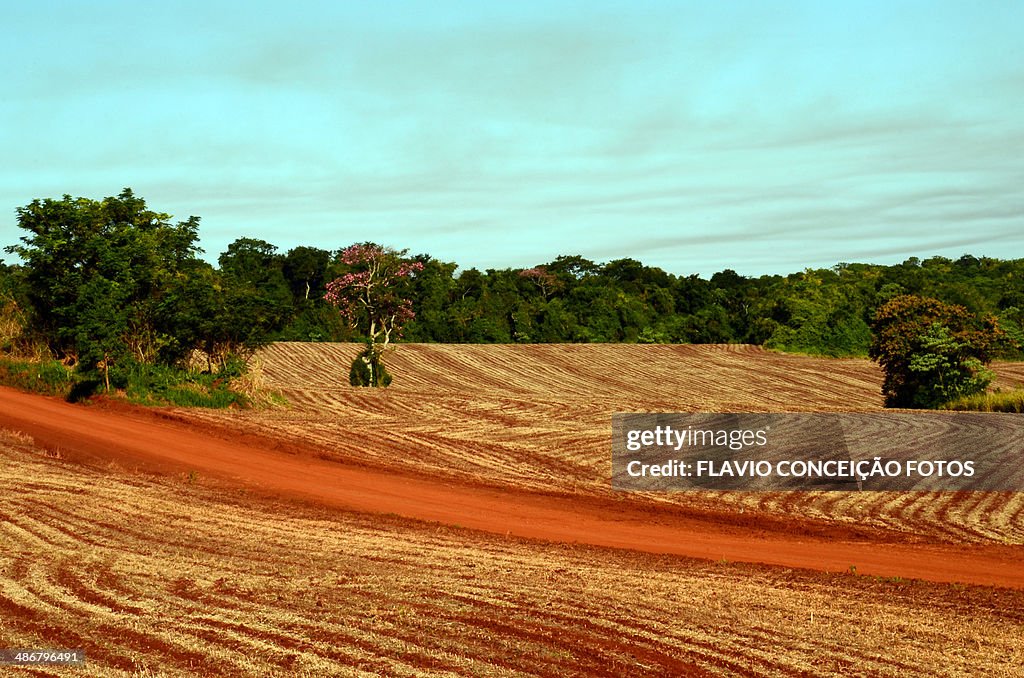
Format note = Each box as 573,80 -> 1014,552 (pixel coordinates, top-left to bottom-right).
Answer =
365,351 -> 375,387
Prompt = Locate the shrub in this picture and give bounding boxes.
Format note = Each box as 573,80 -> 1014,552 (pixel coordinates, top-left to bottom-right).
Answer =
906,323 -> 995,408
0,350 -> 266,408
869,295 -> 1005,408
349,345 -> 392,387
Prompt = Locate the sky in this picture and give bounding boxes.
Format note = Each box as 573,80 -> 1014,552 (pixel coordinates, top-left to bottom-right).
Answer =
2,0 -> 1022,277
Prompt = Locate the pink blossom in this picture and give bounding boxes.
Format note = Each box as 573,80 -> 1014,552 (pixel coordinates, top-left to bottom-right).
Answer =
324,244 -> 421,345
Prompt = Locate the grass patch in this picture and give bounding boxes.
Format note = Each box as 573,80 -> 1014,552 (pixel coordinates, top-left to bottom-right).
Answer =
0,357 -> 75,397
0,355 -> 276,409
943,389 -> 1024,413
116,362 -> 250,409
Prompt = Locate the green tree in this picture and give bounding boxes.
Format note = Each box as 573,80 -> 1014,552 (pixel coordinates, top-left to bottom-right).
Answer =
276,246 -> 350,342
762,269 -> 872,356
908,323 -> 995,408
869,295 -> 1005,408
282,245 -> 333,303
5,188 -> 202,383
217,237 -> 294,353
403,255 -> 457,342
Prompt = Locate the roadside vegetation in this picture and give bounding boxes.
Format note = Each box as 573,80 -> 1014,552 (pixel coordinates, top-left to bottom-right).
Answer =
0,355 -> 254,408
0,356 -> 75,397
0,190 -> 283,407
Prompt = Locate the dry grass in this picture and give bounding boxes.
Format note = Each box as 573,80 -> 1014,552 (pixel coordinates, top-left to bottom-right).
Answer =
0,294 -> 25,349
2,436 -> 1023,677
0,294 -> 53,362
945,388 -> 1024,413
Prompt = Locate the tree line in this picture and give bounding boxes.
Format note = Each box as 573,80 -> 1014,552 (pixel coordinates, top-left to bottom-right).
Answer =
0,189 -> 1021,404
172,237 -> 1024,359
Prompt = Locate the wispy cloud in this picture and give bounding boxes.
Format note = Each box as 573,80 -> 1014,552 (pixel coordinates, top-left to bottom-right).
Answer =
1,1 -> 1022,275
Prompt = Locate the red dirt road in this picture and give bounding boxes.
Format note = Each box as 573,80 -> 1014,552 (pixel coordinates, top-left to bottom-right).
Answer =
2,385 -> 1022,589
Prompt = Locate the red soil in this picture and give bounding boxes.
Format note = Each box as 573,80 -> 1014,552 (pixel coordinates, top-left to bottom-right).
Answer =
2,385 -> 1021,589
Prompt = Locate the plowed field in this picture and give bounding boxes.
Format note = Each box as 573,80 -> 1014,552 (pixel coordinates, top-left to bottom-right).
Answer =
3,432 -> 1024,677
2,342 -> 1024,676
187,343 -> 1024,545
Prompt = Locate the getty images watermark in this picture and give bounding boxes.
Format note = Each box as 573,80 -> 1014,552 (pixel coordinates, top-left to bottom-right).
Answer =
612,413 -> 1024,491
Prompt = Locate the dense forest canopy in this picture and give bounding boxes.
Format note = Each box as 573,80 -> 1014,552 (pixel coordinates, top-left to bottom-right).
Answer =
2,190 -> 1023,366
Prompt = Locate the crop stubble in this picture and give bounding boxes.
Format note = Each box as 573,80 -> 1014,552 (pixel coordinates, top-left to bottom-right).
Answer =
2,431 -> 1023,677
185,343 -> 1024,545
4,343 -> 1024,676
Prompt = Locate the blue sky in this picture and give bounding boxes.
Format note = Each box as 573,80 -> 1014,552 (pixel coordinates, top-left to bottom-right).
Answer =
2,0 -> 1022,276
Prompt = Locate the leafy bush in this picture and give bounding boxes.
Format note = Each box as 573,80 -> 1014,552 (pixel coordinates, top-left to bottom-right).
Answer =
906,323 -> 995,408
349,345 -> 392,387
869,295 -> 1005,408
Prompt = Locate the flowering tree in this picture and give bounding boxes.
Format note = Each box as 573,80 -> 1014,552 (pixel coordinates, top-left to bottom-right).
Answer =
518,266 -> 560,300
324,243 -> 423,386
